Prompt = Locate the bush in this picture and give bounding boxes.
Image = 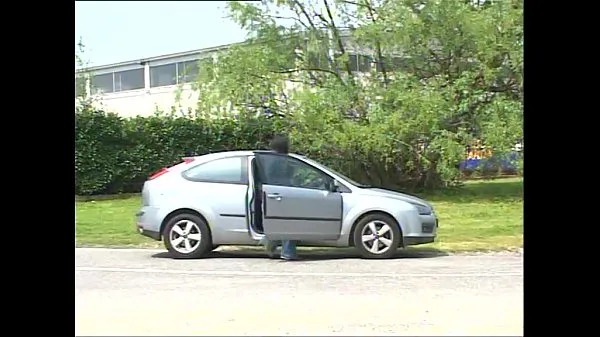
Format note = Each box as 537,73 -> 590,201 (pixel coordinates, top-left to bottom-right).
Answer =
75,106 -> 520,196
75,107 -> 277,195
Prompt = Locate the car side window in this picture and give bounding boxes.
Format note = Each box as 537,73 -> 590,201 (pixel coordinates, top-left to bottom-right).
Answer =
182,156 -> 247,184
260,154 -> 332,190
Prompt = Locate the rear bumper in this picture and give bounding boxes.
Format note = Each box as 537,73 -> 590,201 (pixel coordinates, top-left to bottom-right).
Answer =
136,206 -> 163,241
139,228 -> 161,241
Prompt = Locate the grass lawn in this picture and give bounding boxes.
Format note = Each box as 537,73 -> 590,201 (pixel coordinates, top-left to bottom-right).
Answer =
75,177 -> 523,252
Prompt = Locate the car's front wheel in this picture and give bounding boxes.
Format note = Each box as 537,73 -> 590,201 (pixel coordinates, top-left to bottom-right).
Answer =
353,213 -> 401,259
163,213 -> 212,259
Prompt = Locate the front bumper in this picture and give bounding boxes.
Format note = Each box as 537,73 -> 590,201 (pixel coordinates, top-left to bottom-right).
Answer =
404,236 -> 435,245
419,212 -> 438,233
403,213 -> 437,246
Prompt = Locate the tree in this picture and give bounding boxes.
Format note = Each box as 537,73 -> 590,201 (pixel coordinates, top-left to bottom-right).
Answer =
75,37 -> 99,109
75,37 -> 88,100
194,0 -> 523,190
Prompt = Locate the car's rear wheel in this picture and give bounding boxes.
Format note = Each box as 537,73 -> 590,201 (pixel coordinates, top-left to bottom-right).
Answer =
353,213 -> 401,259
163,213 -> 212,259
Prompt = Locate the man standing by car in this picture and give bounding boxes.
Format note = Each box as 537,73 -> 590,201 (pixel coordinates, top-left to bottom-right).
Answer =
262,134 -> 299,261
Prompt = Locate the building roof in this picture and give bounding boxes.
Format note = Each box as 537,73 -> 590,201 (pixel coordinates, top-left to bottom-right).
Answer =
78,29 -> 353,73
81,41 -> 238,72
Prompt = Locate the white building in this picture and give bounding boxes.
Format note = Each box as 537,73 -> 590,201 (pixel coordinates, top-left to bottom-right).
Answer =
76,36 -> 403,117
76,44 -> 229,118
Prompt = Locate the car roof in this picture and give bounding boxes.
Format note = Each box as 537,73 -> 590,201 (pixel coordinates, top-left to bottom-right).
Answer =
190,150 -> 303,162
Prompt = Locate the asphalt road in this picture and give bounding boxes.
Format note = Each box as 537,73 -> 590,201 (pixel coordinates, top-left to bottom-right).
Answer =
75,247 -> 523,336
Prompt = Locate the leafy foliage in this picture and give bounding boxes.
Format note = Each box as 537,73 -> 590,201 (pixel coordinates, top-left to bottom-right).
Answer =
75,106 -> 277,195
75,0 -> 523,195
193,0 -> 523,189
75,105 -> 519,196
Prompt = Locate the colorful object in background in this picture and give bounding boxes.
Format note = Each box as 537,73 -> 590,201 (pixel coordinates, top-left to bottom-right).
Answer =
458,141 -> 521,173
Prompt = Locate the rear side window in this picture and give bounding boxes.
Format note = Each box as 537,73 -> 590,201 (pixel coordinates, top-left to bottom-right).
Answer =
182,156 -> 247,184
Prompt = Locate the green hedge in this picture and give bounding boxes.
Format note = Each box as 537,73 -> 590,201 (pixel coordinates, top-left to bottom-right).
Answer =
75,107 -> 458,196
76,107 -> 517,196
75,108 -> 277,195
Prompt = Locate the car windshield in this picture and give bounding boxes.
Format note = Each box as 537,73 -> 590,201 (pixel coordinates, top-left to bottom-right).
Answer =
299,156 -> 372,188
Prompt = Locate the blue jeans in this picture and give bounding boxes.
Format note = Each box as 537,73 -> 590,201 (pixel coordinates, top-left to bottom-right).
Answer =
264,239 -> 298,259
281,240 -> 298,259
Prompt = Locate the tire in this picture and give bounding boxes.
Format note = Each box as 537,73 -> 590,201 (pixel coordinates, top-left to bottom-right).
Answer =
353,213 -> 401,259
163,213 -> 212,259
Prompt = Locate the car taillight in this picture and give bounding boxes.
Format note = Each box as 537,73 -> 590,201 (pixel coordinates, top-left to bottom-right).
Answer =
148,168 -> 169,180
148,157 -> 195,181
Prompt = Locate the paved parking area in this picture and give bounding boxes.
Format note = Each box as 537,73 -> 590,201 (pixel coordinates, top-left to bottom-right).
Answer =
76,248 -> 523,336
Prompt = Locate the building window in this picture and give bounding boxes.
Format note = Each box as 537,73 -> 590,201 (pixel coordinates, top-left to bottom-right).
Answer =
150,63 -> 177,88
149,60 -> 200,88
348,54 -> 376,72
91,73 -> 114,94
283,52 -> 297,70
358,55 -> 372,72
75,76 -> 87,98
348,54 -> 358,72
376,57 -> 404,72
376,57 -> 387,72
114,68 -> 144,92
307,50 -> 330,70
177,60 -> 199,83
198,58 -> 216,80
392,57 -> 409,72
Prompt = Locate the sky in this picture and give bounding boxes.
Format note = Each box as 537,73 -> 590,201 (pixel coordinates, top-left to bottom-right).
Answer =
75,1 -> 250,66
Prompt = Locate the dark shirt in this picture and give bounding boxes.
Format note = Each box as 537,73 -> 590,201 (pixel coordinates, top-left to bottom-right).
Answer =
265,152 -> 293,186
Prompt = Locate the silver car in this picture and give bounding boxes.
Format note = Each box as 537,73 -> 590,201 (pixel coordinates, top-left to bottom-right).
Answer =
136,150 -> 438,259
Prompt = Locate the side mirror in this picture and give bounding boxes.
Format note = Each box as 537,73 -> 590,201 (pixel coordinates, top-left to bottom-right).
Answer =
329,179 -> 341,192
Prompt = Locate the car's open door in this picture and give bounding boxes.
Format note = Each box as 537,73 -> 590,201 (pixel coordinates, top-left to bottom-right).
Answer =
254,152 -> 343,241
246,156 -> 264,241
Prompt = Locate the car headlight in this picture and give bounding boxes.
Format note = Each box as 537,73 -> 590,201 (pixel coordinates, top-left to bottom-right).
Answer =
410,203 -> 432,215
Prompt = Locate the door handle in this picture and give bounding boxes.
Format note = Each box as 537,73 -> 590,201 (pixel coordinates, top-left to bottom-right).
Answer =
266,193 -> 283,201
